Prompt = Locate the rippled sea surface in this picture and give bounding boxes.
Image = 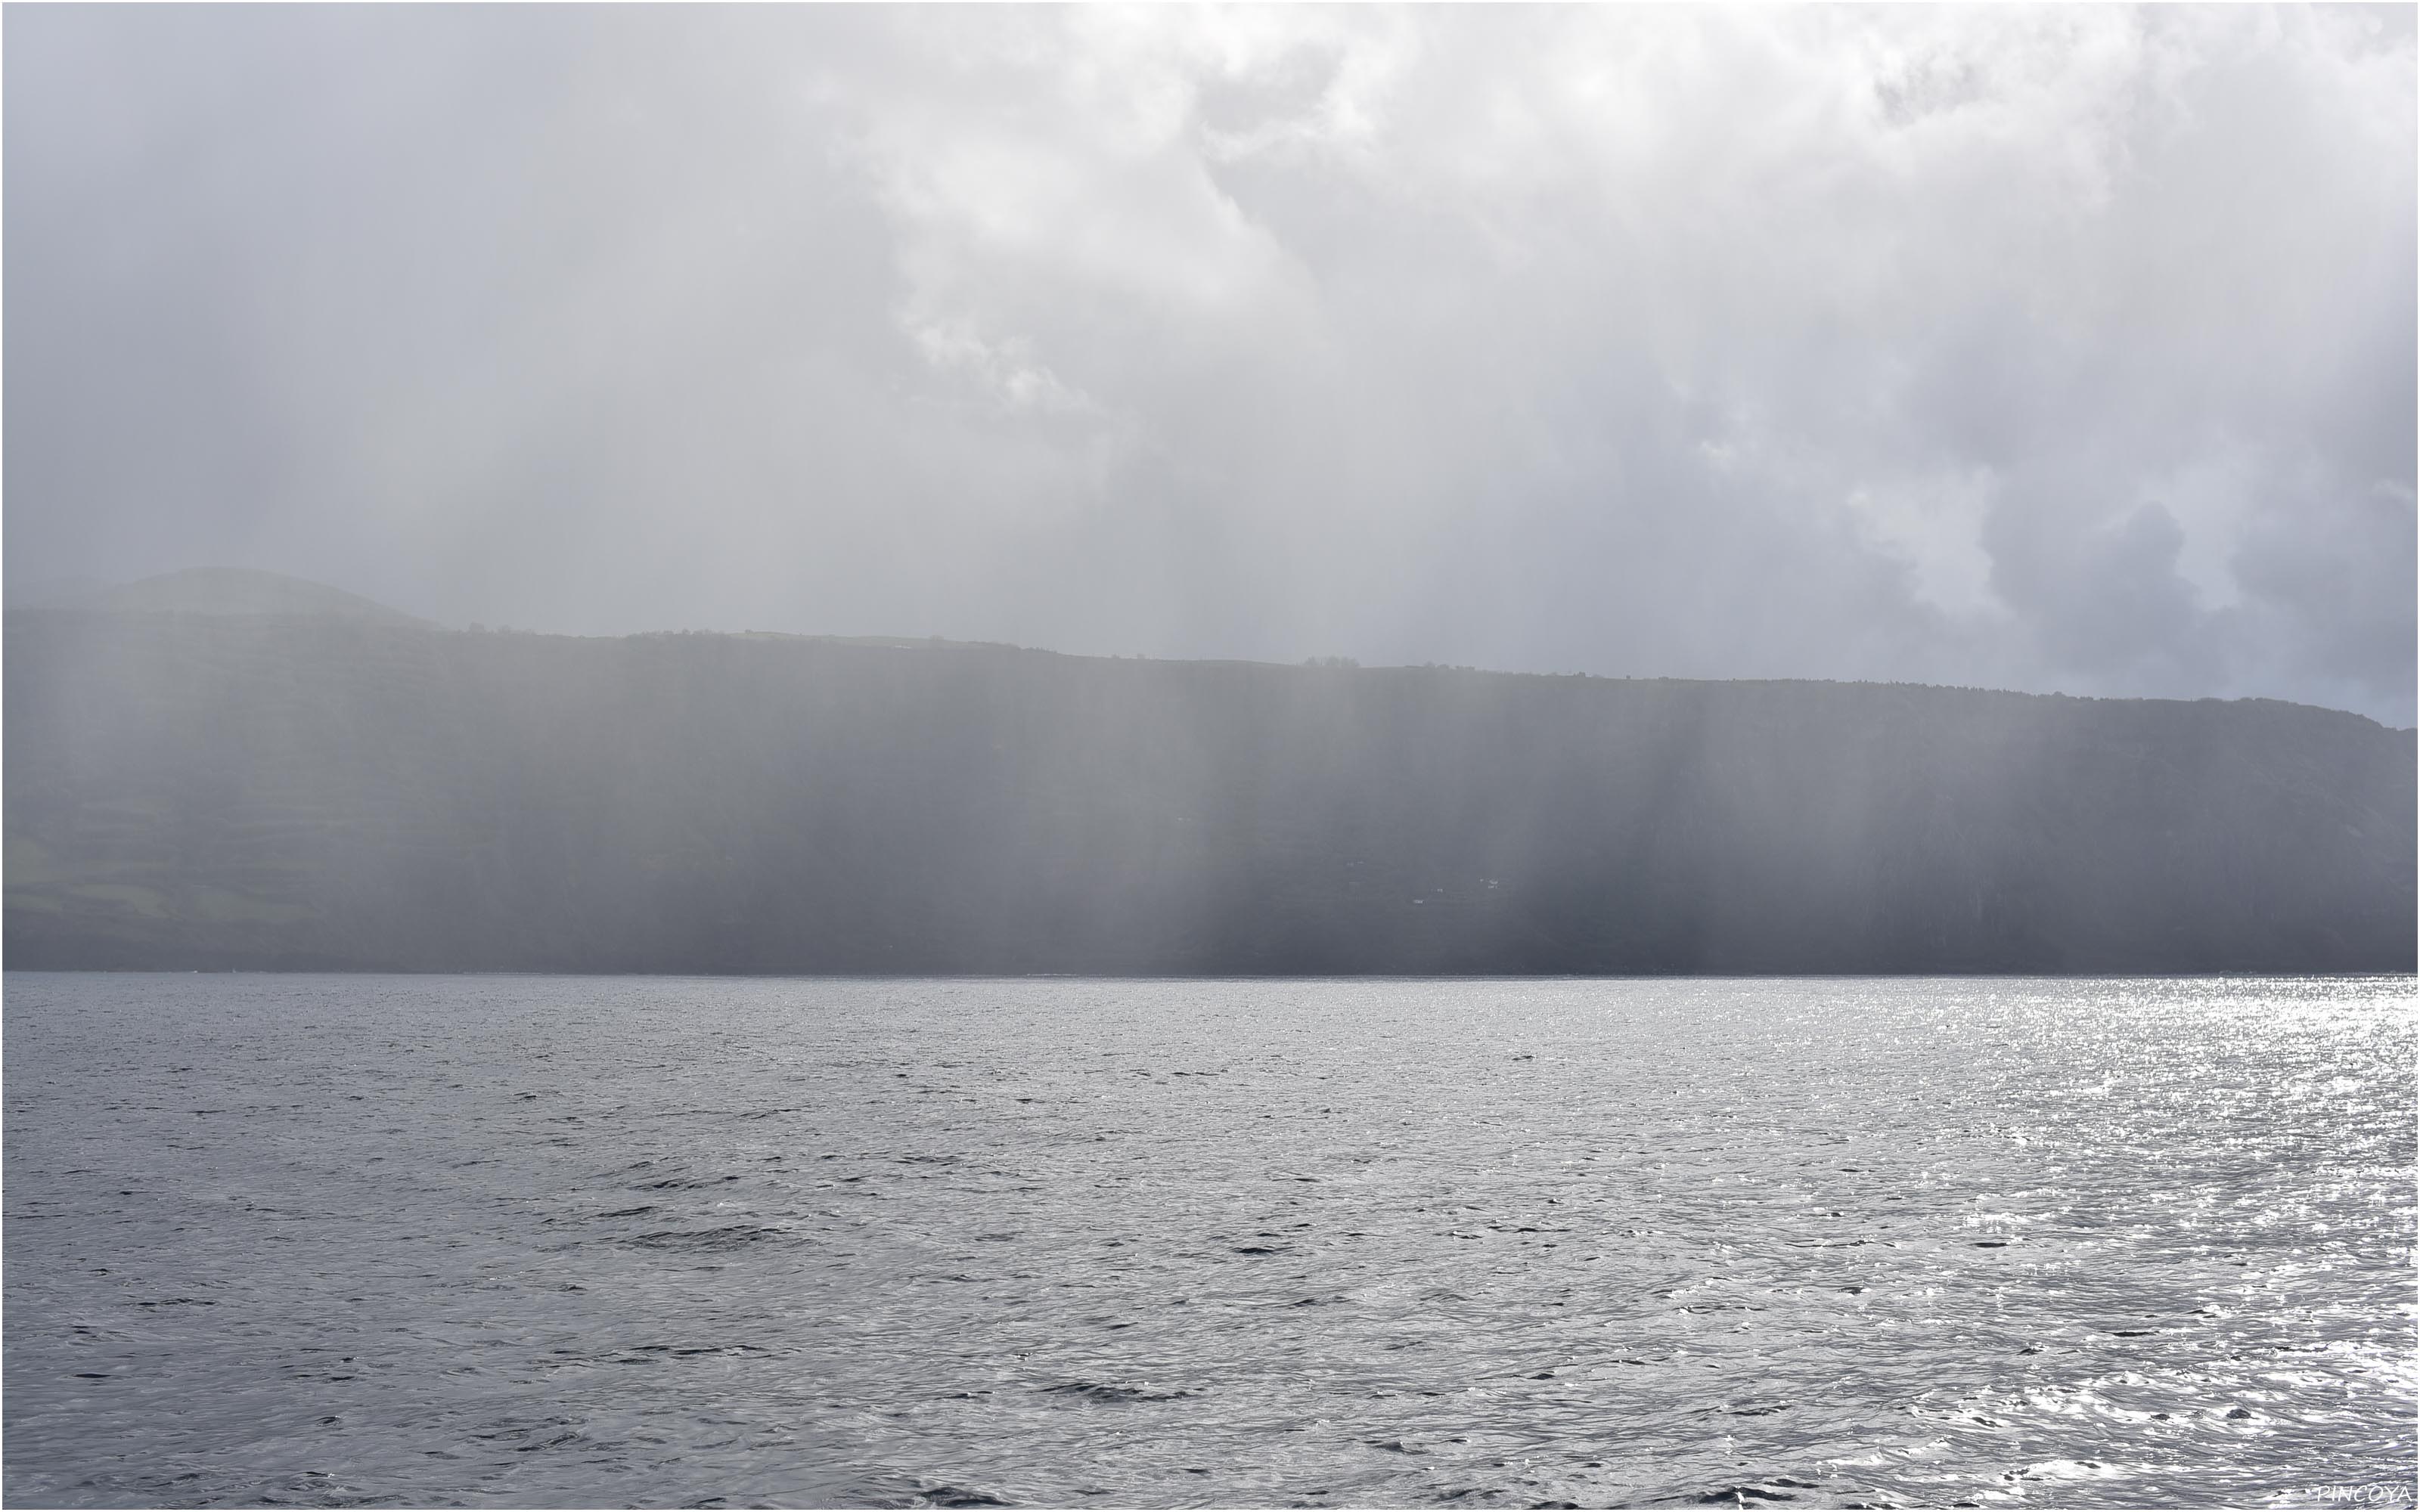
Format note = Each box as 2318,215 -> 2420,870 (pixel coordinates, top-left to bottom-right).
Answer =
5,974 -> 2412,1509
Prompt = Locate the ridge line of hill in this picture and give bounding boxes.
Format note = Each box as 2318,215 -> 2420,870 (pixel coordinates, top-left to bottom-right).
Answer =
6,606 -> 2409,975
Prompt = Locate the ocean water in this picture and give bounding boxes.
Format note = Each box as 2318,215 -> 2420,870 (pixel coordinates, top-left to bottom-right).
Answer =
2,973 -> 2411,1510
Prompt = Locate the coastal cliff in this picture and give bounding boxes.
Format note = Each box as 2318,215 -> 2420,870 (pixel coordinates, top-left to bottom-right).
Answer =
7,600 -> 2411,974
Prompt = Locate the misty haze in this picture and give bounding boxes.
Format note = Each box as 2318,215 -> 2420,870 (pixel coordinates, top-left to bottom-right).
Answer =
5,7 -> 2413,1511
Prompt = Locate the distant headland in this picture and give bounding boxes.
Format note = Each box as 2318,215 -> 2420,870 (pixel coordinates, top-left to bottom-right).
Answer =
5,572 -> 2411,975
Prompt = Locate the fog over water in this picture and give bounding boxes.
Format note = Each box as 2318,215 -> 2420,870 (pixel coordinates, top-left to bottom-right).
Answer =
6,6 -> 2414,723
6,15 -> 2415,1511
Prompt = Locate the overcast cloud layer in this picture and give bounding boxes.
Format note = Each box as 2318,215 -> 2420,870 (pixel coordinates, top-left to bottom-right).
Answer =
7,6 -> 2413,722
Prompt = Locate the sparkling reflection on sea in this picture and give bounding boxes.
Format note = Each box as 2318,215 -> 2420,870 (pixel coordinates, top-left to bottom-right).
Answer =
4,974 -> 2412,1509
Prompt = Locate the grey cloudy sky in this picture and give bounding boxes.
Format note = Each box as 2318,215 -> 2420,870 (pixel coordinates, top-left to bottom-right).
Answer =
7,5 -> 2413,722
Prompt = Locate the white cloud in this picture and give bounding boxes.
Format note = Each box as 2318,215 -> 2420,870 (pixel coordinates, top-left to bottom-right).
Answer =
8,5 -> 2412,720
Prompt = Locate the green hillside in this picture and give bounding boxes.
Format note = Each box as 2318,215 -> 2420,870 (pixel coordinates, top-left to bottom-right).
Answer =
5,603 -> 2411,974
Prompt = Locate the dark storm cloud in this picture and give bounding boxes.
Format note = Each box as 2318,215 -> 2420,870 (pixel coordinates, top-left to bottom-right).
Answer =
6,5 -> 2412,721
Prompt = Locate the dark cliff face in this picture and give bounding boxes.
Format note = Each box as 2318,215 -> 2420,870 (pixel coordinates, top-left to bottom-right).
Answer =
5,609 -> 2412,975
